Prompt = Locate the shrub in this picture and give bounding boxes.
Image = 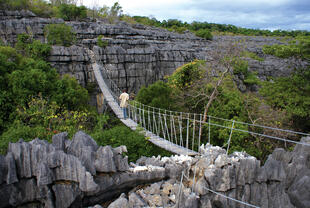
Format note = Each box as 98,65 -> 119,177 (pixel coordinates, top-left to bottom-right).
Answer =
5,0 -> 29,10
29,0 -> 56,17
195,29 -> 213,40
16,34 -> 51,60
0,46 -> 23,133
263,44 -> 300,58
97,35 -> 108,48
58,4 -> 87,21
260,69 -> 310,131
168,25 -> 187,34
232,58 -> 248,75
243,51 -> 264,62
167,60 -> 205,90
92,125 -> 171,162
51,74 -> 89,111
0,44 -> 88,134
44,24 -> 76,47
262,36 -> 310,60
136,81 -> 177,110
0,121 -> 47,155
0,96 -> 95,155
0,38 -> 4,46
244,72 -> 260,85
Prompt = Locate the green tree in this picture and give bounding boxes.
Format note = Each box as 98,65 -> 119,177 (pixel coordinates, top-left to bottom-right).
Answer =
195,29 -> 213,40
260,69 -> 310,131
0,46 -> 21,133
44,24 -> 76,47
58,3 -> 87,21
0,44 -> 88,133
136,81 -> 177,110
15,34 -> 51,60
51,74 -> 89,111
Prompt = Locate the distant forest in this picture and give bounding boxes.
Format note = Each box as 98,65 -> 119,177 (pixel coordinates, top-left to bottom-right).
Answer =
130,16 -> 310,38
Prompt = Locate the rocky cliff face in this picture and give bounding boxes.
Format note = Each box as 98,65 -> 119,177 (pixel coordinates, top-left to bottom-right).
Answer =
1,132 -> 309,208
0,10 -> 308,97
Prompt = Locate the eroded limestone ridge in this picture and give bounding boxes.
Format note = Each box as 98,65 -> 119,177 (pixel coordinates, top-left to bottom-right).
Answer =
0,10 -> 308,96
0,131 -> 309,208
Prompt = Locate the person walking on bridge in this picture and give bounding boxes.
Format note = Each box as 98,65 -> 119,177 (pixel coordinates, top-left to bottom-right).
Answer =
119,89 -> 129,119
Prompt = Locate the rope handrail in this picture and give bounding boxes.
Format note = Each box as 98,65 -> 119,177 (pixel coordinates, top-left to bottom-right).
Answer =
202,186 -> 260,208
129,104 -> 310,147
130,100 -> 310,137
180,171 -> 260,208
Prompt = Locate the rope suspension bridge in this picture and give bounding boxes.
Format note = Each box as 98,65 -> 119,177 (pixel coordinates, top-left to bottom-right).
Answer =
89,50 -> 310,208
92,61 -> 310,155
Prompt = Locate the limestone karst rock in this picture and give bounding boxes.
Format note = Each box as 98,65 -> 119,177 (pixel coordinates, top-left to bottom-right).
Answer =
0,133 -> 309,207
0,10 -> 308,107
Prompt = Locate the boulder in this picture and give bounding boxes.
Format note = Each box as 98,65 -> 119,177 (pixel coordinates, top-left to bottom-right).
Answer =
52,184 -> 82,208
108,193 -> 129,208
128,192 -> 147,208
288,171 -> 310,208
52,132 -> 68,151
95,146 -> 116,173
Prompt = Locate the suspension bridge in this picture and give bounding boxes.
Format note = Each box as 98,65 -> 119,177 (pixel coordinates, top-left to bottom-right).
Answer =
89,51 -> 310,208
91,57 -> 310,156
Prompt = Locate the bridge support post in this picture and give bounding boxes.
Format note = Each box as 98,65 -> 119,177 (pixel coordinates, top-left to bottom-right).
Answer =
226,120 -> 235,155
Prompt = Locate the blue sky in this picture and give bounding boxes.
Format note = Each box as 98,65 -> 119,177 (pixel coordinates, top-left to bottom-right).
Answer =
82,0 -> 310,31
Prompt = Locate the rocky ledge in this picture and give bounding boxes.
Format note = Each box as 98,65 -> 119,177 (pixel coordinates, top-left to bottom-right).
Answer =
0,131 -> 309,208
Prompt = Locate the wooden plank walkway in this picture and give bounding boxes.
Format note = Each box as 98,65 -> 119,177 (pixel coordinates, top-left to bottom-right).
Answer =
92,63 -> 198,156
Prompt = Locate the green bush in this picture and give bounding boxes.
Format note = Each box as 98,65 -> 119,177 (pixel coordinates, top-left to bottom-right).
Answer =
167,60 -> 205,89
243,51 -> 264,62
51,74 -> 89,111
263,44 -> 300,58
97,35 -> 109,48
29,0 -> 56,17
0,96 -> 95,155
16,34 -> 51,60
195,29 -> 213,40
58,4 -> 87,21
244,72 -> 260,85
260,69 -> 310,130
2,0 -> 29,10
0,46 -> 23,133
136,81 -> 177,110
92,125 -> 171,162
232,58 -> 248,75
168,25 -> 187,34
262,36 -> 310,59
0,121 -> 47,155
44,24 -> 76,47
0,44 -> 88,135
203,79 -> 250,149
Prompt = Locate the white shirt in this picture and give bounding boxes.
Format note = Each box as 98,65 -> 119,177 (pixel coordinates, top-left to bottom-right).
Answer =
119,92 -> 129,107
